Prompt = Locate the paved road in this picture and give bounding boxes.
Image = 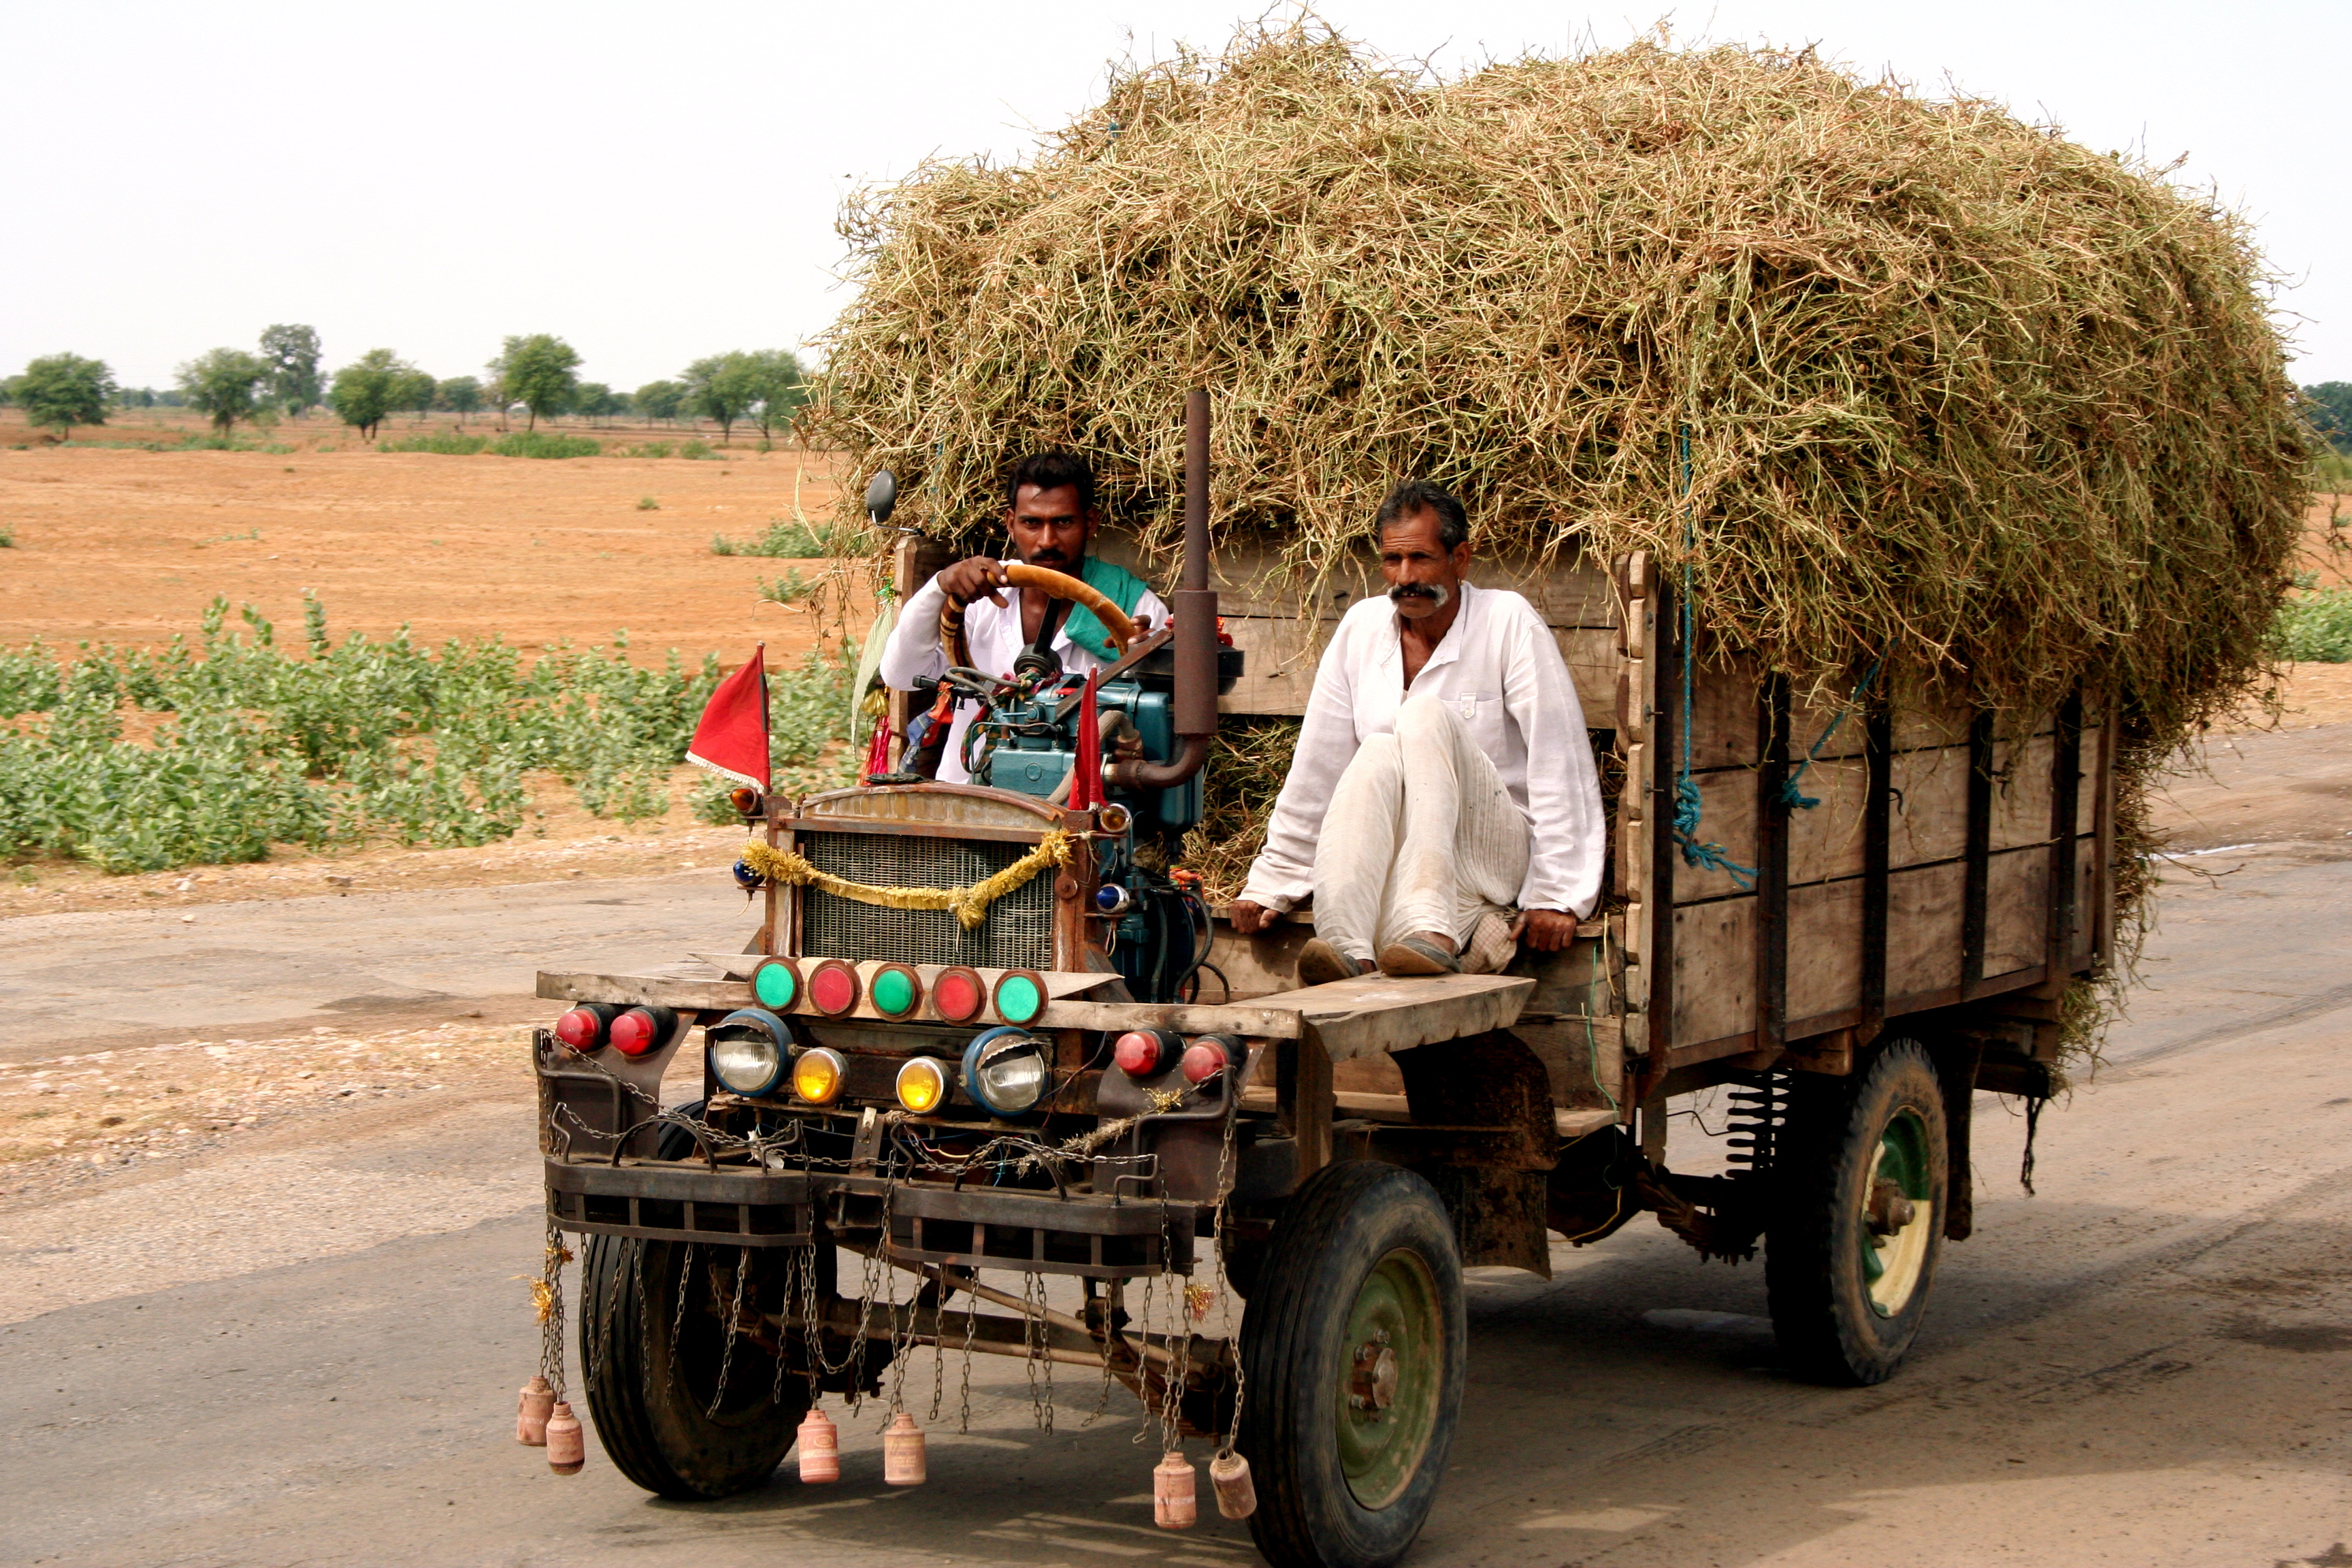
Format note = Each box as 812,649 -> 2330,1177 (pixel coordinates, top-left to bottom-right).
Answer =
3,847 -> 2350,1566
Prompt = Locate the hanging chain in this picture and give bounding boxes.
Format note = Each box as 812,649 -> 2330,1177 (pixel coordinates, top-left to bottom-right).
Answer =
535,1216 -> 572,1401
706,1248 -> 748,1418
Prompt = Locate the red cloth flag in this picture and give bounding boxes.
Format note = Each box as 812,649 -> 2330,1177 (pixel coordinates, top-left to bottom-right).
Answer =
687,644 -> 770,791
1069,670 -> 1103,812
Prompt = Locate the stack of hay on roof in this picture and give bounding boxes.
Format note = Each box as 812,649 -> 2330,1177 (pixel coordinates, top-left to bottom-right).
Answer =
808,22 -> 2317,993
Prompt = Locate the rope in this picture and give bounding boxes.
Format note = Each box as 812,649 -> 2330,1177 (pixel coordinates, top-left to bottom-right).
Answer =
739,829 -> 1074,930
1671,425 -> 1756,891
1778,659 -> 1882,810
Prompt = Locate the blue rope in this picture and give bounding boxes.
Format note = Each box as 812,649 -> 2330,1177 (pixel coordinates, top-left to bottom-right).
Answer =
1778,659 -> 1882,810
1671,425 -> 1756,891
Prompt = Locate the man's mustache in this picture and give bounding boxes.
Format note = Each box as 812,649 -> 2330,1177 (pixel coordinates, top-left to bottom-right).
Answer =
1388,581 -> 1451,608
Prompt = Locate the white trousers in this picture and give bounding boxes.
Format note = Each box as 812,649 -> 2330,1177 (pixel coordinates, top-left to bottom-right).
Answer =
1311,693 -> 1530,968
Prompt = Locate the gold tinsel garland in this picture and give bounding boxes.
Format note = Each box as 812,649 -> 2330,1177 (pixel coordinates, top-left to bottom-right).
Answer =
740,830 -> 1073,930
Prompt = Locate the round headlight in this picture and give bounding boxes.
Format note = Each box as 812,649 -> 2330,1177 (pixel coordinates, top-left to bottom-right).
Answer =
706,1009 -> 789,1097
962,1026 -> 1050,1117
896,1056 -> 949,1115
792,1047 -> 849,1105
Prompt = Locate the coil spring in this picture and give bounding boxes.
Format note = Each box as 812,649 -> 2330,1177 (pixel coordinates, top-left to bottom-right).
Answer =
1723,1070 -> 1788,1175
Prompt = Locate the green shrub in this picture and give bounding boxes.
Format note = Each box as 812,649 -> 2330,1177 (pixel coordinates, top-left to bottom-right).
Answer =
636,495 -> 660,511
0,525 -> 14,548
679,440 -> 717,460
2318,448 -> 2352,493
625,440 -> 674,459
493,431 -> 601,459
757,570 -> 817,606
712,519 -> 826,557
2276,587 -> 2352,662
379,431 -> 489,456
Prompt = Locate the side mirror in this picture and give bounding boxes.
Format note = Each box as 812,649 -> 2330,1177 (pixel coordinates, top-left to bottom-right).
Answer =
865,470 -> 898,525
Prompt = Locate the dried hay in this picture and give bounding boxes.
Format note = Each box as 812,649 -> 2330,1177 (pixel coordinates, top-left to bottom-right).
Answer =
811,23 -> 2319,1036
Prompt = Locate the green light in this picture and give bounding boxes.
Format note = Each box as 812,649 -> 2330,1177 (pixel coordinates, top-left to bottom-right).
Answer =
872,968 -> 916,1016
996,974 -> 1043,1024
753,963 -> 797,1009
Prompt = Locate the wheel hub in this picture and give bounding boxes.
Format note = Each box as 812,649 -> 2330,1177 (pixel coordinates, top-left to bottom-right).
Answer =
1349,1333 -> 1398,1413
1865,1178 -> 1916,1236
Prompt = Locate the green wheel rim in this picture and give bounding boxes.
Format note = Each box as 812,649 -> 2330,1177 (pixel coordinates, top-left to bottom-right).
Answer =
753,963 -> 796,1010
1334,1247 -> 1443,1511
1862,1107 -> 1934,1317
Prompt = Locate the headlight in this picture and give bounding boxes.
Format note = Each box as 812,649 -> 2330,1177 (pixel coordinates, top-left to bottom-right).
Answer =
706,1008 -> 789,1097
962,1026 -> 1050,1117
896,1056 -> 949,1115
792,1047 -> 849,1105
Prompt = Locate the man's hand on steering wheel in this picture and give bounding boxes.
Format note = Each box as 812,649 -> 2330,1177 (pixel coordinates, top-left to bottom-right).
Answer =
1512,908 -> 1580,952
938,555 -> 1011,607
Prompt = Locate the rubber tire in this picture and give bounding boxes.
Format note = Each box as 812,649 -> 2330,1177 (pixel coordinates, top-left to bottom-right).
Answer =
1239,1161 -> 1465,1568
576,1108 -> 809,1500
1765,1039 -> 1948,1386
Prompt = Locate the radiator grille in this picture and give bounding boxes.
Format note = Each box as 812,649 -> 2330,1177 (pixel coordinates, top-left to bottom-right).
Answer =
797,830 -> 1055,970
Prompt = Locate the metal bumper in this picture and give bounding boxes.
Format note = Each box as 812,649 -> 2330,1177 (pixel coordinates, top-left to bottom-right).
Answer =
544,1156 -> 1198,1278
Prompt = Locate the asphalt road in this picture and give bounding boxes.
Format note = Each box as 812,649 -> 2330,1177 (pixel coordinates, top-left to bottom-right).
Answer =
3,845 -> 2350,1567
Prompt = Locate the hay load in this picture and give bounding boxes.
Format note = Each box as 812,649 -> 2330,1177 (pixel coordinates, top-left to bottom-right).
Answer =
811,23 -> 2313,896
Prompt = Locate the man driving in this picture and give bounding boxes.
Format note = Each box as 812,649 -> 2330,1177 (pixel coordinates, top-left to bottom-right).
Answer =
1229,479 -> 1605,983
879,450 -> 1168,784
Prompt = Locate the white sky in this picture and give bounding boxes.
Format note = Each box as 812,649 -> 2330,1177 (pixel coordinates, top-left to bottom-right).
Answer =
5,0 -> 2345,391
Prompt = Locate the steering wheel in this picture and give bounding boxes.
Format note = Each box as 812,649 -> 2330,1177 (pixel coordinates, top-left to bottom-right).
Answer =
940,563 -> 1140,670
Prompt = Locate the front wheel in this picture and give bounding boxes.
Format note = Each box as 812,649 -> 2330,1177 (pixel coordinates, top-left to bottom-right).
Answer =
1765,1038 -> 1948,1385
1239,1161 -> 1465,1568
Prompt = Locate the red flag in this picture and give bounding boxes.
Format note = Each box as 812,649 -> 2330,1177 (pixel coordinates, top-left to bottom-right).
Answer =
687,644 -> 770,791
1069,670 -> 1103,811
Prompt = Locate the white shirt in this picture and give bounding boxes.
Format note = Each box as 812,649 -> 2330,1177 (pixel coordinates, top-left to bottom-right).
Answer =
1240,581 -> 1606,918
878,563 -> 1172,785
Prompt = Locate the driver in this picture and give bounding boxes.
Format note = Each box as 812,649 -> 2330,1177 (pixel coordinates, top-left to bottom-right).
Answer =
879,450 -> 1168,785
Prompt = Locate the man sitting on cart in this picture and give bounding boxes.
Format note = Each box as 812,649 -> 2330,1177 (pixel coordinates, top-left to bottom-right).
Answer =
879,450 -> 1169,783
1228,479 -> 1605,983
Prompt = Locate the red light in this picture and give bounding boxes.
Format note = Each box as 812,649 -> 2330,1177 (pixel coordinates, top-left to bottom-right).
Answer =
554,1007 -> 606,1052
609,1007 -> 666,1057
1180,1039 -> 1230,1085
1114,1030 -> 1171,1077
932,968 -> 983,1023
809,962 -> 860,1016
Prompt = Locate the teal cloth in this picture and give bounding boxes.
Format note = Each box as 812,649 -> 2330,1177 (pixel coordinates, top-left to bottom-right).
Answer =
1062,554 -> 1154,662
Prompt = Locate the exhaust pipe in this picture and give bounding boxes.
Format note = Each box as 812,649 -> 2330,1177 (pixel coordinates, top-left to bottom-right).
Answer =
1107,391 -> 1220,794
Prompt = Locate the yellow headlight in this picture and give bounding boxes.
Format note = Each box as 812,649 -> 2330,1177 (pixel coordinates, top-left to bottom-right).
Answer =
896,1056 -> 948,1115
792,1047 -> 847,1105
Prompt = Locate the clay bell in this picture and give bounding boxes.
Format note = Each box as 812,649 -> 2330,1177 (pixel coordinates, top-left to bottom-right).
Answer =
882,1411 -> 928,1486
797,1407 -> 840,1483
516,1375 -> 555,1446
1209,1450 -> 1257,1520
544,1402 -> 585,1475
1153,1450 -> 1198,1529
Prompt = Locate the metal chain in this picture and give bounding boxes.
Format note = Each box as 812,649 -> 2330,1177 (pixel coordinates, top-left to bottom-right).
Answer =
537,1216 -> 570,1401
668,1241 -> 695,1400
956,1284 -> 979,1433
706,1248 -> 747,1418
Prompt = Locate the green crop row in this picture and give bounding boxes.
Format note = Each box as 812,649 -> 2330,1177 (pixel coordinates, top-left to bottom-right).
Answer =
2276,586 -> 2352,663
0,598 -> 855,873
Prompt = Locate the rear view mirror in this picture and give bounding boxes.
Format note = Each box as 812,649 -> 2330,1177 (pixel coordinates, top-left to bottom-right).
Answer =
866,470 -> 898,525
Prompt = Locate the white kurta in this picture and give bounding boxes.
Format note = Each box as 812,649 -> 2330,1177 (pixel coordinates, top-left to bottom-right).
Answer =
1239,581 -> 1606,919
878,565 -> 1172,785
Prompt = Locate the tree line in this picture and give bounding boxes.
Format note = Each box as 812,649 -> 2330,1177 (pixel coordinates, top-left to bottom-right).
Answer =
3,327 -> 809,445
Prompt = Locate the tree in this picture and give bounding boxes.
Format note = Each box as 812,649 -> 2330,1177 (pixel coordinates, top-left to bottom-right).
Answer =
574,382 -> 617,424
438,376 -> 483,429
742,349 -> 808,440
14,353 -> 116,440
2306,383 -> 2352,453
259,324 -> 323,416
176,348 -> 268,435
635,379 -> 685,423
682,352 -> 764,443
329,348 -> 409,441
491,334 -> 580,431
393,366 -> 438,424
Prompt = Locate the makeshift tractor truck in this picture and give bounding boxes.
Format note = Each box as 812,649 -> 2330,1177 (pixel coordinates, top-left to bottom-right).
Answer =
532,394 -> 2109,1568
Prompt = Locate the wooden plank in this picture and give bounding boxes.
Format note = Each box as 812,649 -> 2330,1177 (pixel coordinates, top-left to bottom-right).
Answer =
540,970 -> 752,1011
1280,1032 -> 1333,1179
1989,731 -> 2057,851
1787,877 -> 1865,1022
1214,615 -> 1615,723
1982,845 -> 2049,977
2048,693 -> 2084,982
1646,573 -> 1680,1072
1785,755 -> 1869,885
1757,676 -> 1792,1052
1123,537 -> 1619,626
1671,896 -> 1758,1047
1686,654 -> 1763,769
1669,766 -> 1758,903
1043,973 -> 1536,1058
1961,712 -> 1993,991
1861,708 -> 1893,1032
1886,862 -> 1967,999
1889,743 -> 1971,865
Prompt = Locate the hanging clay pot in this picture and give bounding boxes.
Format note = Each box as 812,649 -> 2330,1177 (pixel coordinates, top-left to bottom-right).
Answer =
544,1402 -> 585,1475
798,1407 -> 840,1483
882,1411 -> 928,1486
1209,1450 -> 1257,1519
1154,1450 -> 1198,1529
517,1375 -> 556,1446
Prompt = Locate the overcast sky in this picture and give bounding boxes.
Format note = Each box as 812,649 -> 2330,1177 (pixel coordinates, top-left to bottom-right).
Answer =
5,0 -> 2344,392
